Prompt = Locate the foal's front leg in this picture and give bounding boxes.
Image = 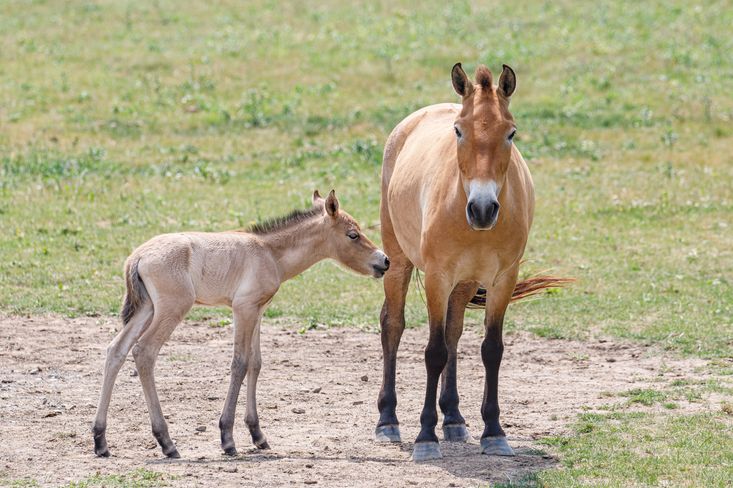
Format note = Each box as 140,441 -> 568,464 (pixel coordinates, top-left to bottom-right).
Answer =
412,271 -> 452,462
219,303 -> 267,455
244,321 -> 268,449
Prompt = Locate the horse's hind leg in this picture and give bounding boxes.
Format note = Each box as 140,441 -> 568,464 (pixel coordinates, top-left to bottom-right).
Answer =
92,301 -> 153,457
132,294 -> 193,459
375,216 -> 413,443
439,281 -> 479,442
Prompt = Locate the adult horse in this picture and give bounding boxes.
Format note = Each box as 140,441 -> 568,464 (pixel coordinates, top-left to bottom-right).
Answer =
377,63 -> 542,461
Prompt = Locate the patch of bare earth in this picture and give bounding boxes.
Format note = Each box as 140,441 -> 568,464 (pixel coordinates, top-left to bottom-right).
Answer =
0,315 -> 725,487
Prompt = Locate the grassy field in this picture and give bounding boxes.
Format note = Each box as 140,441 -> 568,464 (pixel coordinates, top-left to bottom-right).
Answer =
1,0 -> 732,485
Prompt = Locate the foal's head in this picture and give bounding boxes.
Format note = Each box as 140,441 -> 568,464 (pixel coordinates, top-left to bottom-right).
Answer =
314,190 -> 390,278
451,63 -> 517,231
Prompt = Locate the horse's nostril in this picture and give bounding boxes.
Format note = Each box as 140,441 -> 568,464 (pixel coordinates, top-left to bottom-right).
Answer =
489,202 -> 500,220
467,201 -> 477,219
384,257 -> 390,269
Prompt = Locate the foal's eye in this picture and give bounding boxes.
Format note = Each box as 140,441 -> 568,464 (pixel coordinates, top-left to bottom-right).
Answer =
347,231 -> 359,240
454,126 -> 462,138
508,129 -> 517,141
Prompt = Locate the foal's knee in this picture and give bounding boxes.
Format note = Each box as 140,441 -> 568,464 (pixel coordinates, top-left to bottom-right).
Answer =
230,354 -> 248,375
132,343 -> 157,371
105,343 -> 127,368
249,356 -> 262,374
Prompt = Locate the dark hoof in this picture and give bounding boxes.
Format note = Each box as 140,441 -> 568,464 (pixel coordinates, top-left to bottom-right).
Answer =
223,446 -> 238,456
164,447 -> 181,459
93,436 -> 110,457
255,440 -> 270,450
95,447 -> 110,458
375,424 -> 401,443
442,423 -> 470,442
412,441 -> 442,462
92,427 -> 109,457
480,436 -> 515,456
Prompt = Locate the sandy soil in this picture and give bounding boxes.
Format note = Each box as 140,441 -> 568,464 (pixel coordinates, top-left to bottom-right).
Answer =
0,314 -> 723,487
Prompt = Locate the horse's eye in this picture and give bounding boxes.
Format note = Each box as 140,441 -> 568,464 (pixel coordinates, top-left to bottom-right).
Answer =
454,126 -> 462,138
347,231 -> 359,240
508,129 -> 517,141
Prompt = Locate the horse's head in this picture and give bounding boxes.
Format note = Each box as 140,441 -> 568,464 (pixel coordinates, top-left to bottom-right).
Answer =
313,190 -> 390,278
451,63 -> 517,231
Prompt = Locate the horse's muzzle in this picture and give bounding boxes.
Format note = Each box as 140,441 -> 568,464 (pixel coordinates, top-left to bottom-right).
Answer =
466,199 -> 500,230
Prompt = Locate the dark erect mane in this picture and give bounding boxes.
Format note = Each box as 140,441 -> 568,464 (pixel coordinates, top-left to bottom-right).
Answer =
247,206 -> 321,235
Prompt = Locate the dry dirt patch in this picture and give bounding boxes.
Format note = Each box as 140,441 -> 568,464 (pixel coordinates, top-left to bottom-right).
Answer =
0,315 -> 721,487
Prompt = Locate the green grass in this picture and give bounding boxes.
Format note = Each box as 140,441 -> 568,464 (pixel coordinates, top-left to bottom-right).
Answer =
1,1 -> 732,485
66,469 -> 169,488
538,412 -> 733,487
0,469 -> 168,488
1,0 -> 732,355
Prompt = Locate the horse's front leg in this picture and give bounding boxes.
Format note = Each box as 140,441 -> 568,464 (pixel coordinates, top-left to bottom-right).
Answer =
439,281 -> 479,442
219,302 -> 263,456
479,268 -> 518,457
375,254 -> 413,443
412,271 -> 452,462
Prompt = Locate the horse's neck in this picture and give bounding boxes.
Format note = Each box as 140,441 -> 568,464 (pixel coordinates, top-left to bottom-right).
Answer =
260,225 -> 328,282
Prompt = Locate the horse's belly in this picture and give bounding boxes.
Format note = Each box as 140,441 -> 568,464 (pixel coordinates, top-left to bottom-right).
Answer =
386,174 -> 427,270
390,209 -> 425,270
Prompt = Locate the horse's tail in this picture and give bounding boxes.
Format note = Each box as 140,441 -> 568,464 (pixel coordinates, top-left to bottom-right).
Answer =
121,257 -> 150,325
467,275 -> 574,309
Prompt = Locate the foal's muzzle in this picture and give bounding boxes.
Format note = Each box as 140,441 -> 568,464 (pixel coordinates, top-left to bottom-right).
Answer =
371,252 -> 390,278
467,199 -> 500,230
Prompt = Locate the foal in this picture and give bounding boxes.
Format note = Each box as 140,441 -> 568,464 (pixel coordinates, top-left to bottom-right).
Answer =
92,190 -> 389,458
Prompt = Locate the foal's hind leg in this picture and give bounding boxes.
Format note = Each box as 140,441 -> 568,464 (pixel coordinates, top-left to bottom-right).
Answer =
132,296 -> 193,458
439,281 -> 479,442
92,302 -> 153,457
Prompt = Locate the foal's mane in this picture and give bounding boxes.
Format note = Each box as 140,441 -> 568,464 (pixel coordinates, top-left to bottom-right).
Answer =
246,206 -> 321,235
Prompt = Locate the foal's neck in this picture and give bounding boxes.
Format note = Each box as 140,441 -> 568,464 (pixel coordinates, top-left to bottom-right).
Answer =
258,219 -> 329,282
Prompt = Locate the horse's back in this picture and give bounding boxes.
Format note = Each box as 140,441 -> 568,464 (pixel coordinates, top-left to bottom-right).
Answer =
380,103 -> 460,268
381,103 -> 460,188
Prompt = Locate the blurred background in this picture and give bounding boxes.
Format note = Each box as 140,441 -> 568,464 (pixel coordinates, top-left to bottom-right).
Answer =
2,0 -> 731,353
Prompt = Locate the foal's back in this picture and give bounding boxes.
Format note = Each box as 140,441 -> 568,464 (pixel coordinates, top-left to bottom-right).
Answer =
131,232 -> 274,307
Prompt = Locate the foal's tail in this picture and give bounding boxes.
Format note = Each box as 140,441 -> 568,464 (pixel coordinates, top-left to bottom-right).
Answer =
467,275 -> 574,309
121,257 -> 150,325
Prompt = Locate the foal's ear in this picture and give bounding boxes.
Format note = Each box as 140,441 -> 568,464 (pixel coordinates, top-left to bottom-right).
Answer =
325,189 -> 339,217
498,64 -> 516,99
312,189 -> 323,205
451,63 -> 474,98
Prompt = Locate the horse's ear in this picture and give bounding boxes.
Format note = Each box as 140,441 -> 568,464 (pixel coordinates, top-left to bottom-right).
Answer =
312,189 -> 323,205
325,189 -> 339,217
498,64 -> 516,99
451,63 -> 473,98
